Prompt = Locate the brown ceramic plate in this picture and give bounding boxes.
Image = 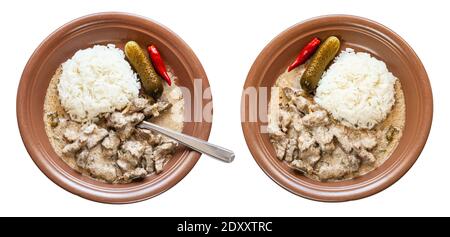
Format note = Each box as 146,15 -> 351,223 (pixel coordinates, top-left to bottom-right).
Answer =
241,15 -> 432,202
17,12 -> 212,203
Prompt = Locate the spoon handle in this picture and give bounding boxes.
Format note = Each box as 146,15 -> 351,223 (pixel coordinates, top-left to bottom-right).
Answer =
138,121 -> 235,163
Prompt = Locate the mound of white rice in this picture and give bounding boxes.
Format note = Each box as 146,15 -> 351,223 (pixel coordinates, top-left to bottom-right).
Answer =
314,48 -> 397,129
58,44 -> 140,122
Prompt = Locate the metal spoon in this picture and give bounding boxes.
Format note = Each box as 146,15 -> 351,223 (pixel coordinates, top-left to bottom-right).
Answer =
138,121 -> 235,163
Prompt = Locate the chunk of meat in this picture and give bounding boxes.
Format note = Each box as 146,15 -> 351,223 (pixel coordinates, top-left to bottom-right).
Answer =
63,127 -> 79,142
284,138 -> 297,162
81,124 -> 96,134
61,123 -> 86,154
319,142 -> 335,153
142,146 -> 155,173
311,126 -> 335,153
353,134 -> 377,150
86,127 -> 108,149
134,128 -> 153,140
63,123 -> 108,153
315,159 -> 345,180
152,141 -> 177,173
293,97 -> 311,113
143,100 -> 172,117
282,87 -> 306,100
148,133 -> 164,146
278,108 -> 292,132
284,129 -> 298,162
120,168 -> 147,182
116,158 -> 132,171
329,125 -> 353,153
315,147 -> 360,180
61,121 -> 82,141
290,159 -> 313,174
282,87 -> 311,113
347,155 -> 361,171
75,148 -> 89,169
355,148 -> 376,164
308,104 -> 322,112
101,131 -> 120,150
282,87 -> 297,99
153,141 -> 177,158
128,98 -> 149,113
299,146 -> 320,161
134,128 -> 164,146
107,112 -> 128,128
62,139 -> 86,155
107,112 -> 145,129
154,157 -> 167,174
122,140 -> 146,158
302,110 -> 329,127
297,145 -> 321,174
117,140 -> 145,171
127,113 -> 146,124
85,145 -> 121,182
107,112 -> 145,141
312,126 -> 334,145
117,124 -> 135,141
290,113 -> 303,132
101,131 -> 120,157
270,131 -> 288,160
297,130 -> 315,152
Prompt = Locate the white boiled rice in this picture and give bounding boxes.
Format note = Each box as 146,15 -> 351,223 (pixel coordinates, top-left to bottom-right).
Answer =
58,44 -> 140,122
314,48 -> 397,129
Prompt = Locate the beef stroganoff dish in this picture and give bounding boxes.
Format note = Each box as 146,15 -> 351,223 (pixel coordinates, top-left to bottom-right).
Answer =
44,43 -> 185,183
268,37 -> 405,181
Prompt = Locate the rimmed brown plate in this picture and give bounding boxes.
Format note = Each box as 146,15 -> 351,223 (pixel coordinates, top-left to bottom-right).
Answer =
241,15 -> 432,202
17,12 -> 212,203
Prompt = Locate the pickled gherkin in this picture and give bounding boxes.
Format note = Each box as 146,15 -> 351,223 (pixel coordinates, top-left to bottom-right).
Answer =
124,41 -> 163,99
300,36 -> 340,93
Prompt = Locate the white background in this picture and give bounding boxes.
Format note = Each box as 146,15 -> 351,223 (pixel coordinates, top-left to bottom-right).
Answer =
1,0 -> 448,217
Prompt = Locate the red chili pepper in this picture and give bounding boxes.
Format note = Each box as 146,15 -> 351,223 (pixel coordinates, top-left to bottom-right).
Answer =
287,37 -> 321,72
147,45 -> 171,86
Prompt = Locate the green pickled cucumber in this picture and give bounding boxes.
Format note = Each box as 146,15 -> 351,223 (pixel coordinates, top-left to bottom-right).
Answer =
124,41 -> 163,99
300,36 -> 340,93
